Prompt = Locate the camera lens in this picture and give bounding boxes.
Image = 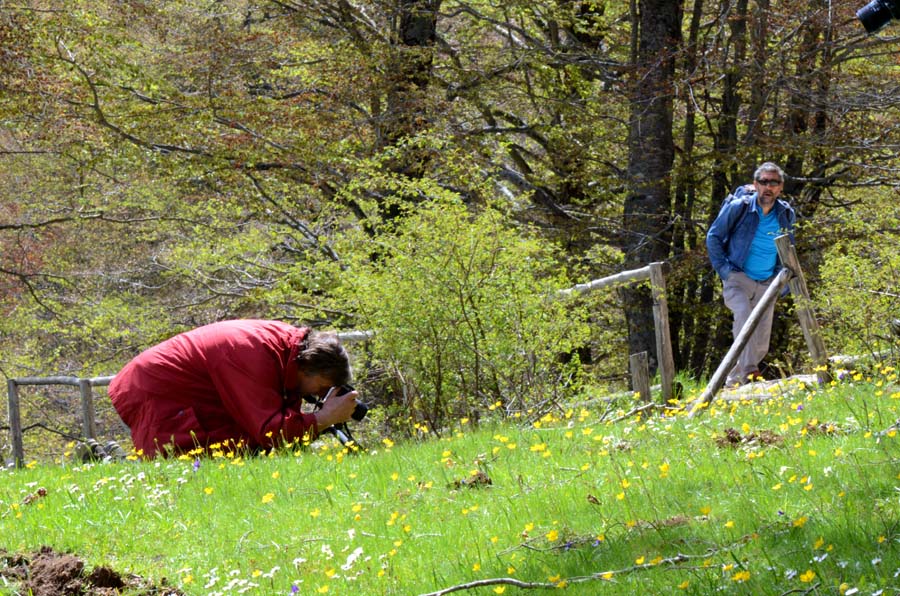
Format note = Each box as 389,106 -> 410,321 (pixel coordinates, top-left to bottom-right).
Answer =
858,0 -> 896,33
351,401 -> 368,421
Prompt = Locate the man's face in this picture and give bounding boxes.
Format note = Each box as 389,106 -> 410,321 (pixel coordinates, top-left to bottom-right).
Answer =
753,171 -> 783,214
297,372 -> 334,399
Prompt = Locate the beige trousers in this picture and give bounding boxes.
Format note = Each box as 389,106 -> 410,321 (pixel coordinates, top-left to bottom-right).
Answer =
722,271 -> 776,385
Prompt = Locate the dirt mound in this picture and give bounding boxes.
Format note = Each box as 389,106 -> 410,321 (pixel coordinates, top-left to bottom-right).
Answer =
715,427 -> 784,448
0,546 -> 186,596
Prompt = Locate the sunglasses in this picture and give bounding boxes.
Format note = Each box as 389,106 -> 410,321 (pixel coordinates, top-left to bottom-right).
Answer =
756,178 -> 783,187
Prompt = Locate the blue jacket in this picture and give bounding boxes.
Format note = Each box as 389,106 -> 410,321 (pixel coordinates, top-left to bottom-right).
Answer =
706,187 -> 796,281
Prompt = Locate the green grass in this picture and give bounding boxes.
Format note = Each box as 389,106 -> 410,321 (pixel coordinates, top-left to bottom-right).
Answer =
3,370 -> 900,595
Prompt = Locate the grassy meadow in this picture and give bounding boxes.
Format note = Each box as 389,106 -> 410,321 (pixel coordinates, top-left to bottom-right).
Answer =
2,370 -> 900,595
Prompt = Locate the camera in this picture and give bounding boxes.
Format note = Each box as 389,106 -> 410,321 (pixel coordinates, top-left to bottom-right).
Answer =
337,384 -> 369,422
857,0 -> 900,33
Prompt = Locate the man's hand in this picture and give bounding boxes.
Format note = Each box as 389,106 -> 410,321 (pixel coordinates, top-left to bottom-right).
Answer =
313,387 -> 359,430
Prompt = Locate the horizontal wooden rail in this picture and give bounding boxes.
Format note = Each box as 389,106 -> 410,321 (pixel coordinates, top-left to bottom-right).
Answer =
557,265 -> 652,297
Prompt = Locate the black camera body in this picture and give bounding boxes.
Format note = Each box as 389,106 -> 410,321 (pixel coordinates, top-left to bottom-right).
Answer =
857,0 -> 900,33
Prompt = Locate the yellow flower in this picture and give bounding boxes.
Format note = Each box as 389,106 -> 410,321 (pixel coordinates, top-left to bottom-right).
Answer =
271,471 -> 280,479
309,508 -> 321,518
793,516 -> 808,528
732,570 -> 750,582
261,492 -> 275,504
799,570 -> 816,583
635,556 -> 645,565
546,529 -> 559,542
472,563 -> 481,571
677,580 -> 689,589
601,571 -> 614,580
204,487 -> 213,495
724,520 -> 735,528
494,588 -> 505,594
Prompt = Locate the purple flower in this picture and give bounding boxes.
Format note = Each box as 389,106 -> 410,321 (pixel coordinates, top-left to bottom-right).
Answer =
796,404 -> 804,411
290,585 -> 299,594
192,458 -> 201,472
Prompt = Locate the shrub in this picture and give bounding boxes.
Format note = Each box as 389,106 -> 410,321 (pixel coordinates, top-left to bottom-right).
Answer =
817,202 -> 900,361
334,199 -> 590,433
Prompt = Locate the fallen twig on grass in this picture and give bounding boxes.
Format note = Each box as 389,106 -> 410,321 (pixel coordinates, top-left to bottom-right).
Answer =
418,554 -> 693,595
418,577 -> 557,595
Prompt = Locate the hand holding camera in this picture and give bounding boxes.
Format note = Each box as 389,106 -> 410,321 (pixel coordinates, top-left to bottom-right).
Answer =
313,385 -> 362,429
309,385 -> 369,450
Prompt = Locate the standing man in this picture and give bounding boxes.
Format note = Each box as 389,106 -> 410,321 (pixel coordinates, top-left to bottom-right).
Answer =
706,163 -> 796,386
108,319 -> 360,457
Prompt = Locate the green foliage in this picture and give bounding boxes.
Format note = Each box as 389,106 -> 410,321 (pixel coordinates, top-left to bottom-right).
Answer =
816,195 -> 900,357
332,198 -> 591,431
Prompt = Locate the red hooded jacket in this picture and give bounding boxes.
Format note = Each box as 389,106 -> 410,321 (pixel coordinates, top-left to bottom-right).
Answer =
108,319 -> 319,456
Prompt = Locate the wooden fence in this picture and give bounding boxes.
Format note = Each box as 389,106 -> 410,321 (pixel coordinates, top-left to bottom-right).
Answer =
5,264 -> 674,467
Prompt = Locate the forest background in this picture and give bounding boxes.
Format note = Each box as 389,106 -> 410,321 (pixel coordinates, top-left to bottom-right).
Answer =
2,0 -> 900,444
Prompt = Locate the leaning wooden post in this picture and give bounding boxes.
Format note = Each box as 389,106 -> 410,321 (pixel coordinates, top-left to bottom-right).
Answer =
688,267 -> 793,418
774,235 -> 832,385
79,378 -> 98,440
630,352 -> 652,402
649,262 -> 675,402
7,379 -> 24,468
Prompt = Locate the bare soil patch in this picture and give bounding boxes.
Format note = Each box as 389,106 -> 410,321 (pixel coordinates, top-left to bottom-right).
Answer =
0,546 -> 186,595
714,427 -> 784,448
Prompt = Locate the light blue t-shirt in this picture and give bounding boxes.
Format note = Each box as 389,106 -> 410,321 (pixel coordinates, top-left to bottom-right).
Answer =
742,205 -> 780,280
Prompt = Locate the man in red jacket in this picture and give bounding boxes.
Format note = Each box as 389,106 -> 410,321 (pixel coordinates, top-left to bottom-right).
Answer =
108,319 -> 360,457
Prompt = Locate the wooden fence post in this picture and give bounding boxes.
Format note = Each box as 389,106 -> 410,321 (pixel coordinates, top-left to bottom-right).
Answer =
630,352 -> 652,402
689,267 -> 793,417
79,378 -> 98,440
7,379 -> 24,468
649,262 -> 675,402
774,235 -> 832,385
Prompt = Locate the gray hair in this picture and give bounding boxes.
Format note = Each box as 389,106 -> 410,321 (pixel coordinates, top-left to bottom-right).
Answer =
754,162 -> 785,182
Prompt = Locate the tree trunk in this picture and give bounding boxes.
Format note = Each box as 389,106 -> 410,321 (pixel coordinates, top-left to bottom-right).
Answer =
622,0 -> 683,374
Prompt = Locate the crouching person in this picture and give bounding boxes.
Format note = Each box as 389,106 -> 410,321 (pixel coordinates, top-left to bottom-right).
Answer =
108,319 -> 360,457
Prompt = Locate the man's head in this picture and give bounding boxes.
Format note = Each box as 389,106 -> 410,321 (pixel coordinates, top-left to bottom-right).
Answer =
752,162 -> 785,214
296,332 -> 351,396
